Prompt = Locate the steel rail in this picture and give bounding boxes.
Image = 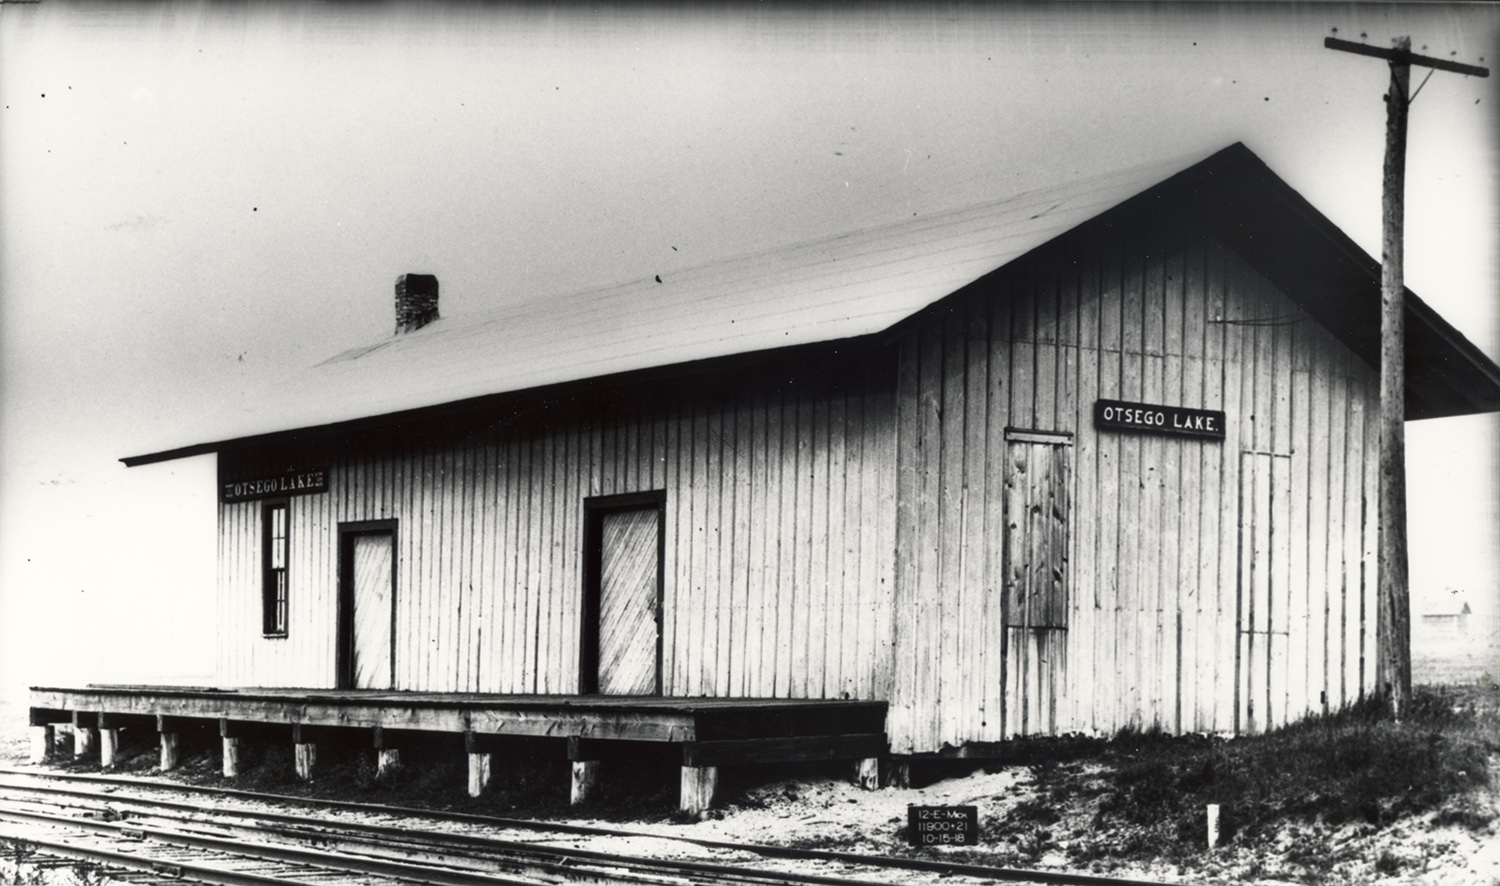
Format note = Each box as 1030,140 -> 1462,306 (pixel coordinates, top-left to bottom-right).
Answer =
0,786 -> 900,886
0,829 -> 317,886
0,802 -> 548,886
0,766 -> 1166,886
0,784 -> 789,886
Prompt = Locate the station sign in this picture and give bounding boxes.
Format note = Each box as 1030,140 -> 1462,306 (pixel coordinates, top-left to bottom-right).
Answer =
908,805 -> 979,846
221,468 -> 329,503
1094,399 -> 1225,441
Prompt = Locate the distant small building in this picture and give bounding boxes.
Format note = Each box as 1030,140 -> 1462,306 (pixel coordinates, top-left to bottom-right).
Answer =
36,144 -> 1500,775
1419,599 -> 1474,635
1413,595 -> 1500,686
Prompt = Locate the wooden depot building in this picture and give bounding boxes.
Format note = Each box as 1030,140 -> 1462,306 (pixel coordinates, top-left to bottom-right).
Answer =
30,143 -> 1500,812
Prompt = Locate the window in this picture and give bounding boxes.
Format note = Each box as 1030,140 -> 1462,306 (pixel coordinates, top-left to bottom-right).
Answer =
263,501 -> 289,636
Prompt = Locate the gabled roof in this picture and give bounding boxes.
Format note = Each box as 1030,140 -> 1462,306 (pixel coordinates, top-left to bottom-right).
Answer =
1164,144 -> 1500,422
1419,597 -> 1473,617
123,143 -> 1500,466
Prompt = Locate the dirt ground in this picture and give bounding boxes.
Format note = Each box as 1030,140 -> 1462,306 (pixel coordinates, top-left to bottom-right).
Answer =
2,687 -> 1497,886
636,756 -> 1499,885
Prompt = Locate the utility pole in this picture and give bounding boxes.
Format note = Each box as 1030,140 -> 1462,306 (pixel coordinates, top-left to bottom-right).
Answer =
1323,36 -> 1488,717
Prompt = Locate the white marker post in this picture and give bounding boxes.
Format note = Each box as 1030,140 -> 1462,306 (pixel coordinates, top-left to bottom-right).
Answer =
1207,804 -> 1221,850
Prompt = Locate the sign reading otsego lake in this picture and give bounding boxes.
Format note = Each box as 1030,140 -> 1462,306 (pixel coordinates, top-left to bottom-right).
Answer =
907,805 -> 980,846
221,468 -> 329,503
1094,399 -> 1226,440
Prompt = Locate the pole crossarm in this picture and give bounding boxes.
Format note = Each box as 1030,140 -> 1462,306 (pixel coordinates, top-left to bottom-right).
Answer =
1324,37 -> 1489,78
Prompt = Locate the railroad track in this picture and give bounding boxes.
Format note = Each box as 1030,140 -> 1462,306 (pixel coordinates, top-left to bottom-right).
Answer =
0,767 -> 1165,886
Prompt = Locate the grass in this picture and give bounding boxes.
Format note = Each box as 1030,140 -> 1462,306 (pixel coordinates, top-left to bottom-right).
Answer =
980,683 -> 1500,873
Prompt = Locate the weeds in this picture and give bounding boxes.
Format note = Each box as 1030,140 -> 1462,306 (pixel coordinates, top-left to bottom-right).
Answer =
1007,797 -> 1061,827
0,838 -> 41,886
1374,848 -> 1406,876
69,861 -> 110,885
1041,685 -> 1500,870
4,838 -> 35,868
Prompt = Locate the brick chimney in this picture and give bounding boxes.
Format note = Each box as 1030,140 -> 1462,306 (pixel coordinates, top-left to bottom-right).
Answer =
395,273 -> 439,334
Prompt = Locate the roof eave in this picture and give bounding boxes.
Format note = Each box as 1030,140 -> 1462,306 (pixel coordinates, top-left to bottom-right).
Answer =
1192,149 -> 1500,420
121,333 -> 893,466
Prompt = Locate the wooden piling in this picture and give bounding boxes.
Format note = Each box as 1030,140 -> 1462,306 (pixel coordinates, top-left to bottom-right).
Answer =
570,760 -> 600,805
28,726 -> 53,764
159,731 -> 181,772
679,765 -> 717,817
294,742 -> 317,781
376,748 -> 402,781
220,718 -> 243,778
222,738 -> 243,777
854,757 -> 880,790
99,728 -> 121,769
73,726 -> 97,759
52,725 -> 72,759
886,759 -> 912,789
467,752 -> 492,797
156,715 -> 181,772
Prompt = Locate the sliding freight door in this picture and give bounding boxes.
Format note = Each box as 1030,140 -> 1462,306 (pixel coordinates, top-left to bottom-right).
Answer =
1002,430 -> 1072,738
1237,451 -> 1293,734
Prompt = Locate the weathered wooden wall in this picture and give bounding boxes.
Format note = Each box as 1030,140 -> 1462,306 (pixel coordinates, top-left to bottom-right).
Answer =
888,222 -> 1380,753
216,218 -> 1382,755
218,368 -> 898,701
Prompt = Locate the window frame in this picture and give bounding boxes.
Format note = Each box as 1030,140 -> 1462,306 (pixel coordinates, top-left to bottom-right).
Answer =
261,498 -> 290,637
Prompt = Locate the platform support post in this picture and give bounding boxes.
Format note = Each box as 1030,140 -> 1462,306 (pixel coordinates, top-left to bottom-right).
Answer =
566,736 -> 601,806
99,728 -> 121,769
28,725 -> 53,764
52,725 -> 73,758
885,759 -> 911,789
571,760 -> 600,806
294,742 -> 317,781
854,757 -> 880,791
222,738 -> 243,777
159,731 -> 181,772
679,765 -> 717,818
288,724 -> 318,782
157,715 -> 181,772
467,753 -> 493,797
72,713 -> 98,760
372,726 -> 404,782
377,748 -> 402,781
220,719 -> 243,778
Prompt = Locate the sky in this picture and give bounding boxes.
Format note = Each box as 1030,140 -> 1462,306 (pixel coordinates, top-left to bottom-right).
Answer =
1,1 -> 1496,698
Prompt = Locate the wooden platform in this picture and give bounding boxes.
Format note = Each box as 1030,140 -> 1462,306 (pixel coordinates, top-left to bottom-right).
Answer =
29,685 -> 888,763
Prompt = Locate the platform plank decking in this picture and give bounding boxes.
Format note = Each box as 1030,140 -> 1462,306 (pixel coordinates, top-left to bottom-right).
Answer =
30,685 -> 887,752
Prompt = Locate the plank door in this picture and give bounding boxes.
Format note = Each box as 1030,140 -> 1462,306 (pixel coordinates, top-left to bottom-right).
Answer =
583,493 -> 665,696
338,522 -> 397,691
1002,431 -> 1072,738
1237,452 -> 1292,734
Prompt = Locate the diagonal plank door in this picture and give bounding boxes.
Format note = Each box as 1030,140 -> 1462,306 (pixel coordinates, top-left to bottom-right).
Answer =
598,508 -> 661,695
350,532 -> 394,690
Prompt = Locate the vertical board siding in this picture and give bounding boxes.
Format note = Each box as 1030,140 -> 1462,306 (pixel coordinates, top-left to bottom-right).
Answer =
218,372 -> 898,705
890,226 -> 1381,751
215,223 -> 1381,755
